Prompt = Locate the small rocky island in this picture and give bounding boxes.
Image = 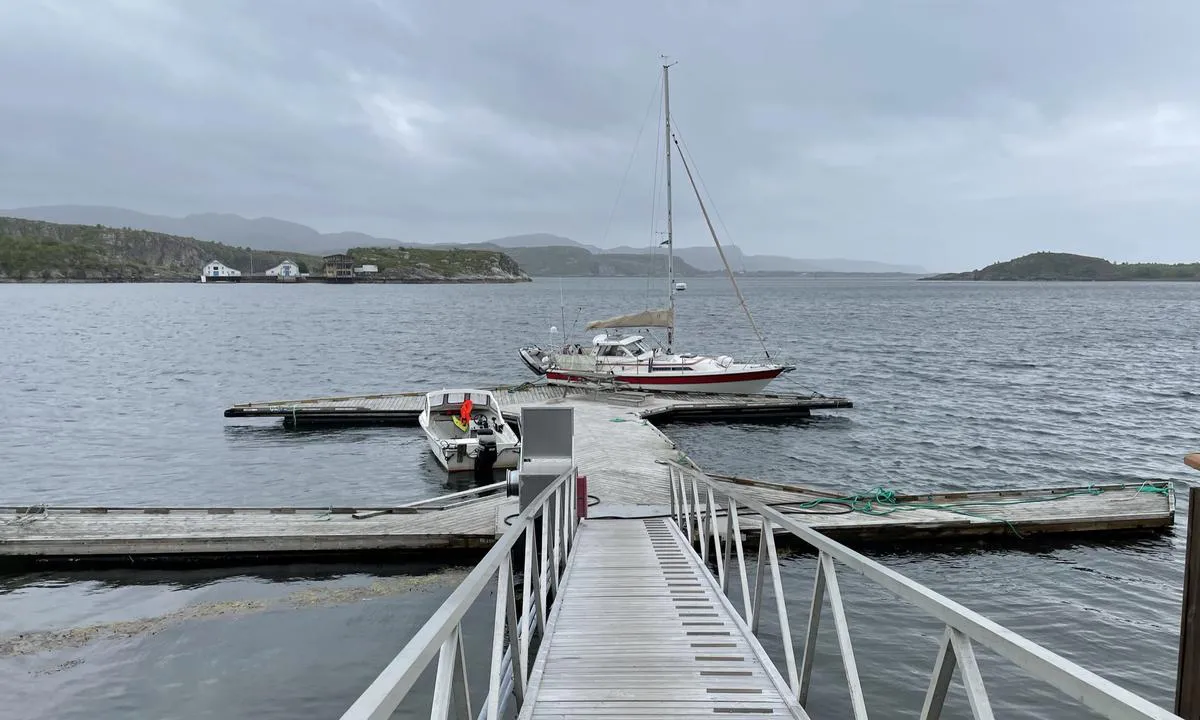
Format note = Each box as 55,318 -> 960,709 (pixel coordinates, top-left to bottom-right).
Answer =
923,251 -> 1200,281
0,217 -> 530,283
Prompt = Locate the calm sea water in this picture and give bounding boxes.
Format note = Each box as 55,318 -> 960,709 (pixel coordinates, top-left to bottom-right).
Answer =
0,278 -> 1197,719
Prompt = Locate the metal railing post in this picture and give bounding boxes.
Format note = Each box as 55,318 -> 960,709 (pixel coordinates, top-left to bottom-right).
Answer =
798,555 -> 827,707
681,474 -> 694,544
729,500 -> 752,623
949,629 -> 996,719
456,628 -> 472,720
557,484 -> 568,581
1178,479 -> 1200,719
919,626 -> 957,720
505,555 -> 526,705
722,500 -> 735,596
486,557 -> 512,720
708,487 -> 725,585
670,468 -> 680,527
763,518 -> 799,696
540,495 -> 553,605
820,553 -> 869,718
430,629 -> 460,720
550,486 -> 563,589
751,518 -> 769,634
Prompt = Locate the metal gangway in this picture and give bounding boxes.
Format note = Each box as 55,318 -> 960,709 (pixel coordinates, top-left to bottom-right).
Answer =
342,408 -> 1184,720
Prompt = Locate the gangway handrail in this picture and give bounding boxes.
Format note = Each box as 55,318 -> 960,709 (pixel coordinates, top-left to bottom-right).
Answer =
667,460 -> 1182,720
341,465 -> 580,720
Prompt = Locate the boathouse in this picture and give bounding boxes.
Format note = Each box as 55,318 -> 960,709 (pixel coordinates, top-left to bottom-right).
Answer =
264,259 -> 300,278
200,260 -> 241,281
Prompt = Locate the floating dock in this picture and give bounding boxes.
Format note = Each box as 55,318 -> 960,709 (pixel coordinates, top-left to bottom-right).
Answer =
703,471 -> 1176,542
222,384 -> 855,427
0,385 -> 1177,567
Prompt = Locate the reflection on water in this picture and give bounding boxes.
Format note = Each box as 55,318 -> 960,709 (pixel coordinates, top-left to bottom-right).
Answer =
2,568 -> 468,659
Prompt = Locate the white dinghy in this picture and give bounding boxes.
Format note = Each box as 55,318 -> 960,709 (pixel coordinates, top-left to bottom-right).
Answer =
418,389 -> 520,475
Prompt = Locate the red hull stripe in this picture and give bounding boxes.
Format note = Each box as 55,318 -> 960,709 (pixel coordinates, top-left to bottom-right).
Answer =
545,368 -> 784,385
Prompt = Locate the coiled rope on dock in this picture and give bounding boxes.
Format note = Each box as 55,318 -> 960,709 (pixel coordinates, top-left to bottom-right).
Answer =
778,481 -> 1170,537
786,486 -> 1089,537
1,505 -> 48,528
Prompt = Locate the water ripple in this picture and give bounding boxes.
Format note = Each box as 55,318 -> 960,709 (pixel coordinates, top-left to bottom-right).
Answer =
0,279 -> 1196,719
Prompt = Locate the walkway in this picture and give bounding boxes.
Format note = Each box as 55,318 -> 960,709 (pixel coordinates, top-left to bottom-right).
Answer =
519,518 -> 808,719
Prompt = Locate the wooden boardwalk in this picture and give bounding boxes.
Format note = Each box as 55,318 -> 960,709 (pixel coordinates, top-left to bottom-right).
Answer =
519,518 -> 807,719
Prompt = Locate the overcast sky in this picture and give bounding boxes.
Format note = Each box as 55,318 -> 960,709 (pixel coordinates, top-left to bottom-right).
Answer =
3,1 -> 1200,270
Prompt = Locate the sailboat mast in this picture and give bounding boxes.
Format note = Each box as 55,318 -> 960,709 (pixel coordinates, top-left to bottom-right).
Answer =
663,60 -> 675,352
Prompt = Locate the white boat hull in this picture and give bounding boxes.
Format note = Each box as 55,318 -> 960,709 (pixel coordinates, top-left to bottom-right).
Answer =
426,435 -> 521,473
543,366 -> 790,395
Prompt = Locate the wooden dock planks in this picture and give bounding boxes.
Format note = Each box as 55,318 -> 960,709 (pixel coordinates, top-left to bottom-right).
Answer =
703,479 -> 1176,541
0,387 -> 1177,564
519,518 -> 808,720
221,384 -> 853,427
0,495 -> 517,559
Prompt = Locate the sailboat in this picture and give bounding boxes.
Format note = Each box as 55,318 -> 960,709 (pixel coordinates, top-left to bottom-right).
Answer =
518,61 -> 795,395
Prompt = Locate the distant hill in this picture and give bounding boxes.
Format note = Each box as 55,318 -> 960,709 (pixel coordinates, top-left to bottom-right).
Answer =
1,206 -> 922,275
0,206 -> 602,256
0,216 -> 528,282
486,233 -> 600,252
1,205 -> 350,255
499,246 -> 705,277
923,252 -> 1200,281
605,244 -> 750,272
603,243 -> 923,274
344,246 -> 527,282
0,216 -> 322,281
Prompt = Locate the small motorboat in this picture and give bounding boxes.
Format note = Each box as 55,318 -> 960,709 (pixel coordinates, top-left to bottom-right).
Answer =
518,346 -> 551,376
418,389 -> 520,475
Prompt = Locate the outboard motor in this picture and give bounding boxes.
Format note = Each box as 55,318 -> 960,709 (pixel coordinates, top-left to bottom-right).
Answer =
474,426 -> 498,483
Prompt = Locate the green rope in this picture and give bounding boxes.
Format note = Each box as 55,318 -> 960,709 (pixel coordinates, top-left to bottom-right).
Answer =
780,484 -> 1138,539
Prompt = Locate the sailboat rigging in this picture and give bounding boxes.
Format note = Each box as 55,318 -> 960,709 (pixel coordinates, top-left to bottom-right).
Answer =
672,134 -> 773,359
517,61 -> 795,394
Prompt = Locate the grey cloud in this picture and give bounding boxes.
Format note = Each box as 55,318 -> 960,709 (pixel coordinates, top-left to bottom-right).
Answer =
3,0 -> 1200,268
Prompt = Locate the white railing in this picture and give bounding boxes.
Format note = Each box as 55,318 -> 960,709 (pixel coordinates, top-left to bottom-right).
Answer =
667,461 -> 1182,720
341,466 -> 580,720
